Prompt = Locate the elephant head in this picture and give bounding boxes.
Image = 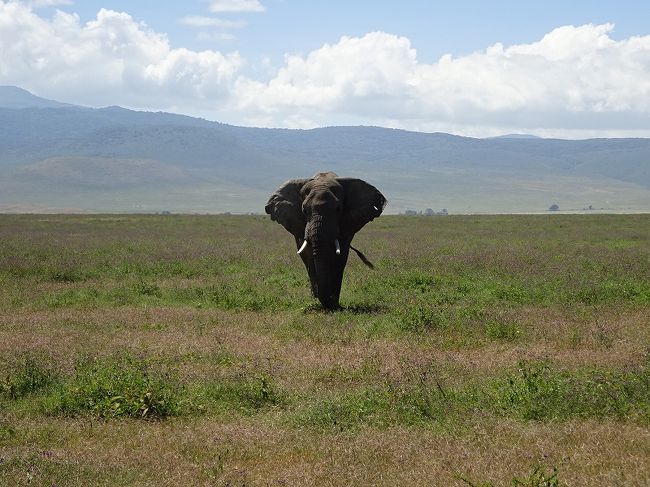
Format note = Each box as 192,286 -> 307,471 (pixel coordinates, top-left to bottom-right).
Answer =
265,172 -> 386,310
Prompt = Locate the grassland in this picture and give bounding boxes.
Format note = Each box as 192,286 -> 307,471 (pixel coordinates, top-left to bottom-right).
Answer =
0,213 -> 649,486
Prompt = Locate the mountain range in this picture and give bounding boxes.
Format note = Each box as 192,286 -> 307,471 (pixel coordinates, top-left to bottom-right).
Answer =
1,86 -> 649,213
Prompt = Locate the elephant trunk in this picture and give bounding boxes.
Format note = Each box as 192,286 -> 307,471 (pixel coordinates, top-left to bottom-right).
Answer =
308,213 -> 341,309
314,254 -> 337,309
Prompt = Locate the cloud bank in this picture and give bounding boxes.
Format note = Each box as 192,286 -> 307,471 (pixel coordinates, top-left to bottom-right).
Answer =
0,2 -> 242,112
2,1 -> 650,137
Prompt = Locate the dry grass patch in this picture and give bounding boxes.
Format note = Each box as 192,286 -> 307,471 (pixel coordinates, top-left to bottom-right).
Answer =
2,305 -> 649,394
2,417 -> 650,486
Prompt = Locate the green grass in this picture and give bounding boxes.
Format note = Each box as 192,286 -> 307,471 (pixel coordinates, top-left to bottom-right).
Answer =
1,214 -> 649,485
47,355 -> 182,419
2,215 -> 649,315
294,360 -> 650,430
6,352 -> 645,428
2,353 -> 283,420
1,353 -> 60,400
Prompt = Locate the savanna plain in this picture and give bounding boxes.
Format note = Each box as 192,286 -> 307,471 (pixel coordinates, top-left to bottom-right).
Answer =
1,214 -> 649,486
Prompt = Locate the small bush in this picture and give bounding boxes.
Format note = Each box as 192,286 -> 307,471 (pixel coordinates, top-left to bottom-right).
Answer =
50,356 -> 180,419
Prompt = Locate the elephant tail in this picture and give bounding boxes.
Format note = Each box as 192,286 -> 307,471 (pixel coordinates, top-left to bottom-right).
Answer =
350,245 -> 375,269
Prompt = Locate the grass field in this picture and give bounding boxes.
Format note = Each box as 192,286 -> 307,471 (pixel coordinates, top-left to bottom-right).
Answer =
1,214 -> 649,486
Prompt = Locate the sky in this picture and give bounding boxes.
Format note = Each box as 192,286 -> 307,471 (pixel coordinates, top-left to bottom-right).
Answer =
2,0 -> 650,138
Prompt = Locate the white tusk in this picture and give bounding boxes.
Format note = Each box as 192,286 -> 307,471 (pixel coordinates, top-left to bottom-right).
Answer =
335,239 -> 341,255
297,239 -> 308,254
373,206 -> 379,211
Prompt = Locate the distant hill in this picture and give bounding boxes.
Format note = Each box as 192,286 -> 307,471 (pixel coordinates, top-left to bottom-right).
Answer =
1,86 -> 649,213
0,86 -> 74,109
489,134 -> 542,139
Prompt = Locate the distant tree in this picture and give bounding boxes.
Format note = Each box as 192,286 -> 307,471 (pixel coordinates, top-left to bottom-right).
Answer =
549,204 -> 560,211
404,209 -> 417,215
424,208 -> 434,216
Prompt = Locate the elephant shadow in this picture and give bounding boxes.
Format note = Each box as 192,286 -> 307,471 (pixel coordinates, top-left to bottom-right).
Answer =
301,301 -> 386,314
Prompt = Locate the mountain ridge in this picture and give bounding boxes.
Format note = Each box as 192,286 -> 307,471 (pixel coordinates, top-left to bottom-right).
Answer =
1,86 -> 649,213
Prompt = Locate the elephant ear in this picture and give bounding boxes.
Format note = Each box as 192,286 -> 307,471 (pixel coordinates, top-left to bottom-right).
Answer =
338,178 -> 387,237
265,179 -> 308,238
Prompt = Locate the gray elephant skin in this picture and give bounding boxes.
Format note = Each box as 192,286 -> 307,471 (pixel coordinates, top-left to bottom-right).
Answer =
265,172 -> 387,310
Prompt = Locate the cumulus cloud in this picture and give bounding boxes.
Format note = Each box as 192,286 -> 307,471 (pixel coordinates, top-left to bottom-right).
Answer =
209,0 -> 265,13
0,1 -> 242,112
237,26 -> 650,136
2,1 -> 650,137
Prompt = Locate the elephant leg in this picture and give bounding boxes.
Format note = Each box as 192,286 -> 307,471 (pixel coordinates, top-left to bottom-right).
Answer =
332,240 -> 351,305
296,237 -> 318,298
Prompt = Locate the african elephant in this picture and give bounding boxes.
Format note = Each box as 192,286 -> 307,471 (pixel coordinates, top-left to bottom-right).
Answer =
265,172 -> 386,310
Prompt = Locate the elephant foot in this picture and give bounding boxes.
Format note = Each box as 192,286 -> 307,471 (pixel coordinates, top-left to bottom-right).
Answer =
319,297 -> 341,311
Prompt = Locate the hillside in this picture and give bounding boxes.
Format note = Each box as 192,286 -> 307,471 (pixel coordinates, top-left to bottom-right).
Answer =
1,86 -> 649,213
0,86 -> 73,109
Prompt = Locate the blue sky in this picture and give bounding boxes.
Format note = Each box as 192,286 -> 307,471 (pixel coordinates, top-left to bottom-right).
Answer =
43,1 -> 650,68
3,0 -> 650,137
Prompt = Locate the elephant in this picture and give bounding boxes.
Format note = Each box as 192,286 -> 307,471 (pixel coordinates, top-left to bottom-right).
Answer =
265,172 -> 386,310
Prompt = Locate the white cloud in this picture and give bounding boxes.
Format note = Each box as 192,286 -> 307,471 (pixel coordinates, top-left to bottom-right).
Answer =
2,1 -> 650,138
0,2 -> 242,112
180,15 -> 246,29
209,0 -> 265,13
235,26 -> 650,136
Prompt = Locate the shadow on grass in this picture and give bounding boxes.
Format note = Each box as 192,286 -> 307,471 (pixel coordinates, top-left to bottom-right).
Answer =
300,302 -> 387,315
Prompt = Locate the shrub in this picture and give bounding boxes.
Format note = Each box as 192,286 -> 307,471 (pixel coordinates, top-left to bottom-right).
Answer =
50,355 -> 180,419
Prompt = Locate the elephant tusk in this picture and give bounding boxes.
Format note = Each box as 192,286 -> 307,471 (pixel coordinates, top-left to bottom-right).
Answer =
335,239 -> 341,255
373,206 -> 379,211
297,239 -> 308,254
